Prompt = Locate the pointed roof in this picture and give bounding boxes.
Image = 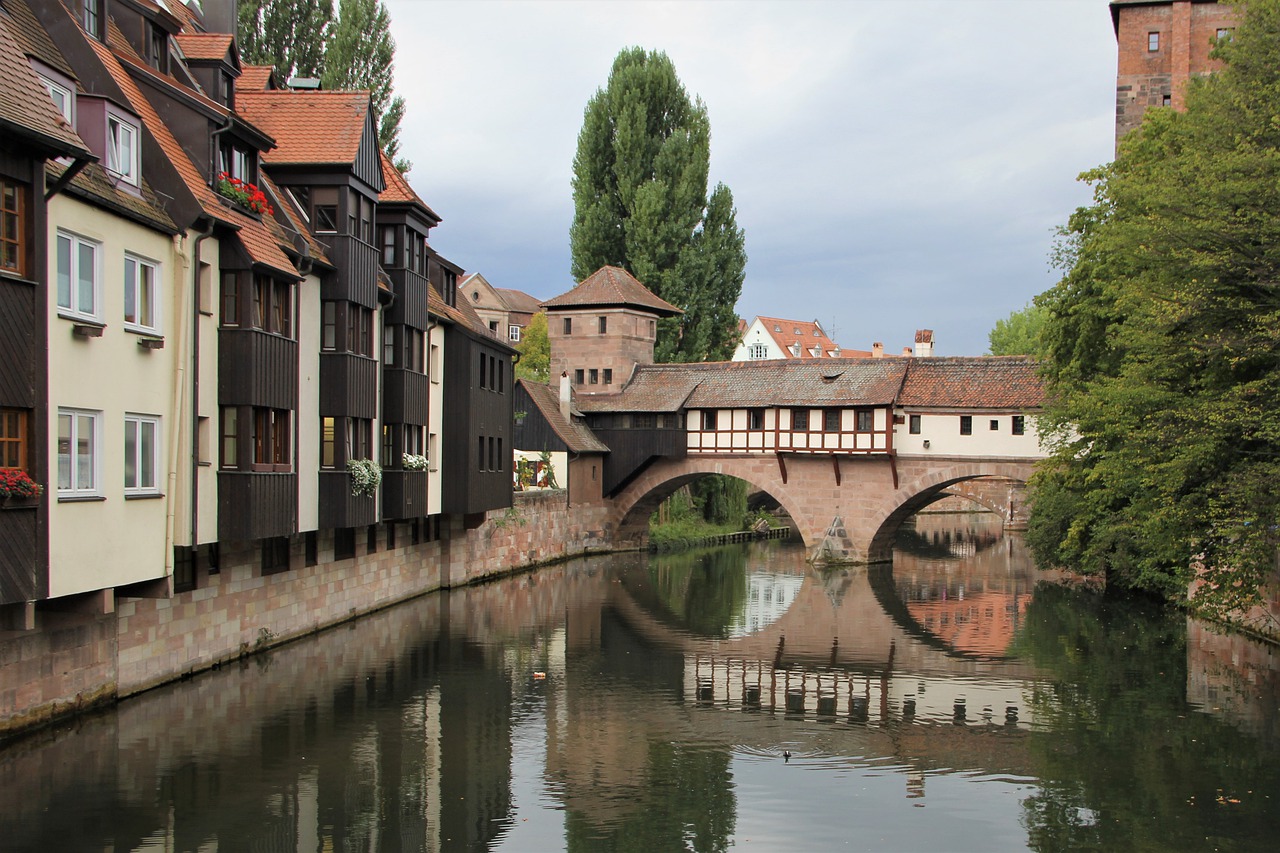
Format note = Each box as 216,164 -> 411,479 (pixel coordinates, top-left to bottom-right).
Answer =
378,151 -> 441,222
497,287 -> 541,315
749,315 -> 846,359
236,90 -> 374,166
237,65 -> 276,92
0,11 -> 90,157
517,380 -> 610,454
541,266 -> 682,317
174,33 -> 236,63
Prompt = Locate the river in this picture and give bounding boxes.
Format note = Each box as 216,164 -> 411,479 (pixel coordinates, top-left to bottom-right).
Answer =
1,512 -> 1278,852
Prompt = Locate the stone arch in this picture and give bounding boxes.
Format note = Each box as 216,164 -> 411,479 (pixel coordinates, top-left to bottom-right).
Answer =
861,461 -> 1036,564
610,456 -> 811,549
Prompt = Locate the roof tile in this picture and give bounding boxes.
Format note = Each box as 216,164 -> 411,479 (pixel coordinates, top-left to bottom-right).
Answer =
541,265 -> 682,316
236,90 -> 372,165
518,380 -> 610,454
897,357 -> 1043,409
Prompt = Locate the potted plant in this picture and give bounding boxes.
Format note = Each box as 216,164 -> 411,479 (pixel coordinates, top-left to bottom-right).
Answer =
347,458 -> 382,497
402,453 -> 428,471
216,172 -> 274,216
0,469 -> 43,505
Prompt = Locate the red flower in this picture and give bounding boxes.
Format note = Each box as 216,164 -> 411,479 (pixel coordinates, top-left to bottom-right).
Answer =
0,469 -> 42,499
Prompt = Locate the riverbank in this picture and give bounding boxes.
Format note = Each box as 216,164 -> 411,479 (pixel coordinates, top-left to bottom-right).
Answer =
0,490 -> 614,739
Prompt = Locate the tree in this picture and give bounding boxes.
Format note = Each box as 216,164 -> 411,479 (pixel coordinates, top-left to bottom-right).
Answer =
570,48 -> 746,363
237,0 -> 332,81
323,0 -> 408,171
515,312 -> 550,383
1029,0 -> 1280,617
988,302 -> 1048,357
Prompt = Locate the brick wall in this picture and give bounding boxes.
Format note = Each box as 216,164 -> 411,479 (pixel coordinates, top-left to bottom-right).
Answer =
0,490 -> 613,736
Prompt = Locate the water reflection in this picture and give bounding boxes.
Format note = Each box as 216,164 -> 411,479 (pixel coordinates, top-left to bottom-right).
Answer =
1,517 -> 1278,852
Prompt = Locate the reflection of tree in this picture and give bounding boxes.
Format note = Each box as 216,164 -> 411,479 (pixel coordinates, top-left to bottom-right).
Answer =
565,742 -> 735,853
1013,584 -> 1280,852
643,546 -> 750,638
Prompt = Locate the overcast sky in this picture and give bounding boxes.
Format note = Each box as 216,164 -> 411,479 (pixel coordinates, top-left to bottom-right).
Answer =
387,0 -> 1120,356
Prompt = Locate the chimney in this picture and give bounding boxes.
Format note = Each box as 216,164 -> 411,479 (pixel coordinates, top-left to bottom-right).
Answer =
915,329 -> 934,358
902,347 -> 913,356
872,342 -> 884,358
559,371 -> 572,419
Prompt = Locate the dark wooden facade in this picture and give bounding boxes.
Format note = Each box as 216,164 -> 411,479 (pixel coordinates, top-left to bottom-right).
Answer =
585,414 -> 688,497
318,471 -> 377,529
441,324 -> 515,516
217,472 -> 297,541
381,469 -> 428,521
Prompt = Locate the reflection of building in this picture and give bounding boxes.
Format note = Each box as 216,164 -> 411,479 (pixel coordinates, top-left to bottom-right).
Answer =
729,571 -> 804,637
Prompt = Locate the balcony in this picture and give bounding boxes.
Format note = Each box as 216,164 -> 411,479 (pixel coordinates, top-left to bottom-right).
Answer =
217,472 -> 297,541
382,368 -> 430,424
381,469 -> 428,521
0,500 -> 41,604
318,470 -> 378,529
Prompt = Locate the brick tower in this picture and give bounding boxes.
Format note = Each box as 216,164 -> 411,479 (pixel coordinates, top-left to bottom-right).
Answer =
541,266 -> 681,398
1111,0 -> 1237,147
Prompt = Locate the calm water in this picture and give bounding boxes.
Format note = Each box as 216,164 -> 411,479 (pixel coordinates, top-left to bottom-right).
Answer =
2,514 -> 1279,852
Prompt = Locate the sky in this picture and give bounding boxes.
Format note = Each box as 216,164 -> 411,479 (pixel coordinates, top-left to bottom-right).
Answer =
387,0 -> 1121,356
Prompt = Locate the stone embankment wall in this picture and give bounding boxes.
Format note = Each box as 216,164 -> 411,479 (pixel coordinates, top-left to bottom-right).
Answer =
0,490 -> 612,737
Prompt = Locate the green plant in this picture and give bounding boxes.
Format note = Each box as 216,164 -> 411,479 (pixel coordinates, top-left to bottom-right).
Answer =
0,469 -> 42,499
347,458 -> 382,497
216,172 -> 274,215
539,450 -> 559,489
402,452 -> 428,471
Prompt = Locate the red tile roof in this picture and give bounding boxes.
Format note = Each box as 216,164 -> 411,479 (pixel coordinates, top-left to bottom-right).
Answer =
378,151 -> 441,221
897,357 -> 1043,410
237,65 -> 276,91
174,33 -> 234,62
88,32 -> 296,277
497,287 -> 541,315
750,315 -> 844,359
541,266 -> 682,316
0,11 -> 90,157
517,380 -> 610,454
236,90 -> 372,165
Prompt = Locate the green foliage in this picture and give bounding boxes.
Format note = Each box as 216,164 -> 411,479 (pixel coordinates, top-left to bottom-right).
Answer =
1030,0 -> 1280,615
236,0 -> 332,80
696,474 -> 748,526
514,312 -> 550,382
988,301 -> 1049,356
570,48 -> 746,363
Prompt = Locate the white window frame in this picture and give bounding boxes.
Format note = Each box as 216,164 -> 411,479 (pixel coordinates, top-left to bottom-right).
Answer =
57,408 -> 102,497
749,343 -> 768,359
106,114 -> 139,185
39,76 -> 74,124
56,230 -> 101,321
124,414 -> 161,495
508,324 -> 521,342
124,254 -> 160,333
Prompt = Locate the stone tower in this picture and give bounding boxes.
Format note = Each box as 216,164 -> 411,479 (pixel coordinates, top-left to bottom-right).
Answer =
541,266 -> 681,398
1111,0 -> 1236,148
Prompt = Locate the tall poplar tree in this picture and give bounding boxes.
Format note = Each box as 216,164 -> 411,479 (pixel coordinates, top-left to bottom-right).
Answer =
1029,0 -> 1280,617
236,0 -> 332,80
570,48 -> 746,363
322,0 -> 408,170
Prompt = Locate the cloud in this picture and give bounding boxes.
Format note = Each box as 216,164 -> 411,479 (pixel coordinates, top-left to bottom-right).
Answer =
387,0 -> 1119,355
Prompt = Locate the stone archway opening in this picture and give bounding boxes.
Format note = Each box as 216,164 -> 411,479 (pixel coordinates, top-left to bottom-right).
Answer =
614,471 -> 802,550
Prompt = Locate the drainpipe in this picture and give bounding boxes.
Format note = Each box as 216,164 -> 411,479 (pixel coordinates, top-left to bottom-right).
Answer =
189,217 -> 215,561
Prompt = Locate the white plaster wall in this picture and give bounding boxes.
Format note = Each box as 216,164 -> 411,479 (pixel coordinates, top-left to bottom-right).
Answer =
427,322 -> 444,515
731,318 -> 785,361
193,237 -> 220,545
297,272 -> 321,532
894,411 -> 1043,458
46,196 -> 178,598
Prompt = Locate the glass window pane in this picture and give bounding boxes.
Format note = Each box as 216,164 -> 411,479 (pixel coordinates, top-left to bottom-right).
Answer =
140,420 -> 155,487
57,235 -> 71,308
124,259 -> 137,323
76,414 -> 94,490
78,241 -> 94,313
57,414 -> 71,489
124,419 -> 137,488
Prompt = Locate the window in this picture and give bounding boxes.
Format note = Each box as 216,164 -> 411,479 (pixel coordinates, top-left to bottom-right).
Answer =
1162,94 -> 1172,107
824,409 -> 841,432
497,359 -> 505,392
218,143 -> 251,183
1012,415 -> 1025,436
348,418 -> 372,462
703,410 -> 718,431
383,324 -> 396,365
960,415 -> 973,435
39,77 -> 73,123
563,317 -> 573,335
749,344 -> 768,359
603,368 -> 612,385
346,303 -> 371,354
381,226 -> 396,266
0,408 -> 30,470
856,409 -> 873,432
124,415 -> 160,494
633,413 -> 655,429
990,419 -> 999,431
0,179 -> 25,277
56,231 -> 99,320
909,414 -> 921,435
252,275 -> 292,337
749,409 -> 765,430
574,369 -> 584,385
1217,27 -> 1233,40
82,0 -> 102,39
124,255 -> 160,332
589,368 -> 599,385
221,407 -> 238,467
321,416 -> 336,468
321,301 -> 336,350
221,272 -> 240,326
428,432 -> 438,471
478,352 -> 488,389
57,408 -> 100,496
509,324 -> 521,342
598,316 -> 607,334
253,409 -> 291,468
649,319 -> 656,338
313,187 -> 338,233
107,115 -> 138,185
173,547 -> 195,593
489,320 -> 498,333
792,409 -> 809,431
429,344 -> 440,382
1148,31 -> 1160,52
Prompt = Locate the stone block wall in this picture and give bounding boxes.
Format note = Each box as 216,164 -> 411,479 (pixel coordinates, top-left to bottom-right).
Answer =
1,490 -> 612,736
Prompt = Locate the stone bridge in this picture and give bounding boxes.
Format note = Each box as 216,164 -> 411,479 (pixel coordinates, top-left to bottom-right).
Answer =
608,454 -> 1037,564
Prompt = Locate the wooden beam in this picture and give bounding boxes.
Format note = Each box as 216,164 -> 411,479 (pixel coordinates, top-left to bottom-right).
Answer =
776,452 -> 788,485
831,454 -> 841,486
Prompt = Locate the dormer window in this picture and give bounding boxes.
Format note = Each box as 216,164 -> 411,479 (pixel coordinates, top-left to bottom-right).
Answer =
218,142 -> 252,183
148,24 -> 168,72
107,113 -> 139,186
82,0 -> 103,41
39,76 -> 74,124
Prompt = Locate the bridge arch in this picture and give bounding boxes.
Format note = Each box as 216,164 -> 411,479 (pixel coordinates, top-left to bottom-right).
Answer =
862,460 -> 1036,564
610,455 -> 810,548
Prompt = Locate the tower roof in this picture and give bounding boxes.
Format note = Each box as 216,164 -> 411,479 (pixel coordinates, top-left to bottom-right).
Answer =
541,265 -> 682,317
